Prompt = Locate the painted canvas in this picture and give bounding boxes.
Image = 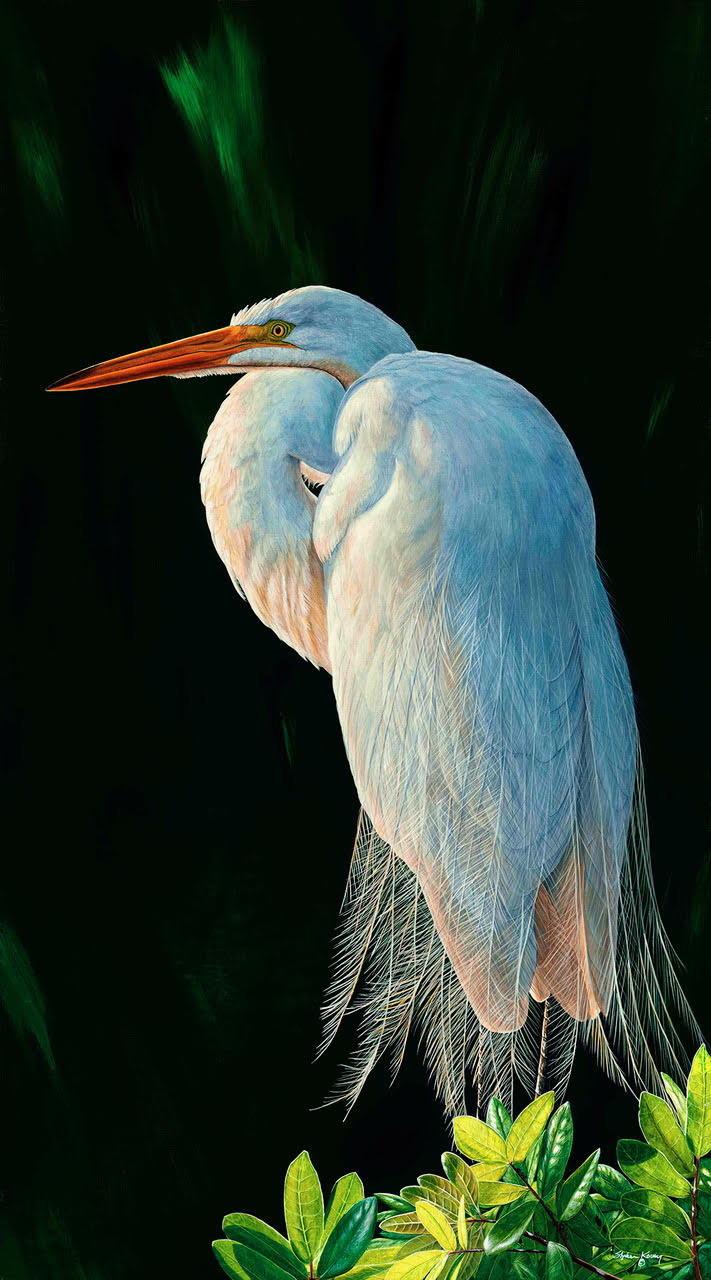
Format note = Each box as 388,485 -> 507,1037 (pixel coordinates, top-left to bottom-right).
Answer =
2,3 -> 710,1278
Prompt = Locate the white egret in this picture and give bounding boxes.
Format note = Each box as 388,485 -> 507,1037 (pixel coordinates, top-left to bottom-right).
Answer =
49,286 -> 696,1112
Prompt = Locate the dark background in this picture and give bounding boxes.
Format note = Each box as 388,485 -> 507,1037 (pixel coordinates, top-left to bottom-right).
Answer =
1,1 -> 710,1276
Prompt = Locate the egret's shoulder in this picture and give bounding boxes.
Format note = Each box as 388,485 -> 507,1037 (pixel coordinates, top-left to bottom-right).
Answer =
335,349 -> 569,462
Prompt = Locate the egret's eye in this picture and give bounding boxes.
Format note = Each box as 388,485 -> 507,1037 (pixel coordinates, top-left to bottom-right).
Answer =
269,322 -> 290,340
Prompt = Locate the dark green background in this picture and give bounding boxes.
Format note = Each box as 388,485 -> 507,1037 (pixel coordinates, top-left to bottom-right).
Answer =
2,1 -> 710,1276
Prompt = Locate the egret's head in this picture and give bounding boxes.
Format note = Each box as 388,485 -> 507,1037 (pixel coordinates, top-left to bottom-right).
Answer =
47,286 -> 415,392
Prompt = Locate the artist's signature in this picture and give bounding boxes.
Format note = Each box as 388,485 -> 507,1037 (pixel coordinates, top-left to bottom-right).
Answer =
615,1252 -> 663,1267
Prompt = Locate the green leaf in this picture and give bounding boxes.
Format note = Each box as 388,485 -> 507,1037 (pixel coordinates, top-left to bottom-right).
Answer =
610,1217 -> 692,1263
470,1162 -> 508,1182
324,1176 -> 366,1241
639,1093 -> 695,1177
662,1074 -> 688,1128
482,1200 -> 535,1254
214,1242 -> 251,1280
456,1198 -> 467,1250
413,1204 -> 456,1253
222,1214 -> 306,1278
380,1214 -> 431,1238
284,1152 -> 325,1262
620,1188 -> 691,1237
477,1181 -> 529,1207
384,1251 -> 444,1280
416,1176 -> 461,1216
572,1200 -> 609,1249
319,1197 -> 378,1279
377,1196 -> 417,1213
545,1242 -> 572,1280
616,1140 -> 691,1198
215,1241 -> 303,1280
557,1150 -> 599,1221
590,1165 -> 631,1202
485,1097 -> 513,1140
525,1133 -> 544,1182
507,1092 -> 555,1164
686,1044 -> 711,1158
453,1116 -> 507,1164
538,1104 -> 574,1201
440,1154 -> 479,1208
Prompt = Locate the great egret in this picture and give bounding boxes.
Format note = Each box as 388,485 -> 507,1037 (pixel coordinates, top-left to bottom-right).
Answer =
49,286 -> 696,1112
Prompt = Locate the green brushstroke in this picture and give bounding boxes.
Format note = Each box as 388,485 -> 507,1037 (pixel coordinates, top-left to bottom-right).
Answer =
647,379 -> 674,441
12,118 -> 64,216
281,714 -> 295,768
161,18 -> 321,279
0,924 -> 55,1070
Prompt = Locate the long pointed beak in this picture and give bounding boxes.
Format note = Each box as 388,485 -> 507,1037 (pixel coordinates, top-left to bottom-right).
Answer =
46,324 -> 297,391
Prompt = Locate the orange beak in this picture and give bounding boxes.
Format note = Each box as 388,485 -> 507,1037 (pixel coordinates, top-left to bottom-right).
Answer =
46,324 -> 298,391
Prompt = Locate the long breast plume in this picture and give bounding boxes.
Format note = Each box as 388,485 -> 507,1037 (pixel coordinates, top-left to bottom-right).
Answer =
314,351 -> 697,1115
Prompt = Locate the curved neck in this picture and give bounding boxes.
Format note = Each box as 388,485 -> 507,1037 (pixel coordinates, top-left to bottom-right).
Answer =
200,369 -> 344,669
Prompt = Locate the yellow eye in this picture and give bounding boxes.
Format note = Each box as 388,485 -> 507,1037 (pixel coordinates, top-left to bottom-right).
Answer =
270,322 -> 288,339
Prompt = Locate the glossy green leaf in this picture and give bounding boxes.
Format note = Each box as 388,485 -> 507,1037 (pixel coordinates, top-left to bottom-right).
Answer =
440,1154 -> 479,1208
477,1181 -> 529,1206
324,1175 -> 365,1240
545,1242 -> 572,1280
571,1200 -> 609,1249
639,1093 -> 695,1176
506,1092 -> 554,1164
384,1250 -> 444,1280
482,1199 -> 535,1254
319,1197 -> 377,1279
454,1116 -> 507,1164
525,1132 -> 544,1181
284,1152 -> 325,1262
378,1196 -> 417,1213
215,1240 -> 303,1280
455,1198 -> 467,1250
590,1165 -> 631,1201
686,1044 -> 711,1157
413,1203 -> 456,1253
214,1241 -> 251,1280
610,1217 -> 692,1263
485,1097 -> 512,1140
537,1104 -> 573,1201
620,1188 -> 691,1237
557,1150 -> 599,1221
222,1214 -> 306,1278
662,1074 -> 688,1128
616,1139 -> 691,1198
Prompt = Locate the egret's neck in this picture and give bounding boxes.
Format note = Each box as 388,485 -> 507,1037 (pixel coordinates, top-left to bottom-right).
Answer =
200,369 -> 343,669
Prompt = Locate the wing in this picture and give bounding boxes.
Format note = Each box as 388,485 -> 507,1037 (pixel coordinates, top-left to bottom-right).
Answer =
314,352 -> 637,1035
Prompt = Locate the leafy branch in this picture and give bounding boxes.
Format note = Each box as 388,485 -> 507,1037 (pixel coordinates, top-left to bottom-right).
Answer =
212,1046 -> 711,1280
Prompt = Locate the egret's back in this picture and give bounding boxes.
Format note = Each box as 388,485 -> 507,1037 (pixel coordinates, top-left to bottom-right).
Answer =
315,352 -> 693,1111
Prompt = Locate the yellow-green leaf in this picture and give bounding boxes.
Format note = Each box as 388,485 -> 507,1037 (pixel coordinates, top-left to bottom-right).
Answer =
639,1092 -> 695,1176
324,1173 -> 365,1240
506,1091 -> 555,1164
456,1198 -> 467,1250
469,1161 -> 507,1182
440,1154 -> 479,1208
385,1250 -> 444,1280
477,1182 -> 529,1207
662,1073 -> 688,1128
284,1151 -> 324,1262
414,1203 -> 456,1252
453,1116 -> 507,1164
686,1045 -> 711,1158
616,1139 -> 691,1198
